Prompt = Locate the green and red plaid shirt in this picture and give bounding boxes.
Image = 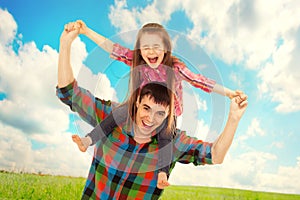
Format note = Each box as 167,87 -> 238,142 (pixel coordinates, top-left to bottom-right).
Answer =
56,80 -> 213,200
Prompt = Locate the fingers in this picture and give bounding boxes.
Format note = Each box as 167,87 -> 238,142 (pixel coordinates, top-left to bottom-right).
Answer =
64,21 -> 80,32
233,96 -> 248,108
235,90 -> 248,100
239,99 -> 248,108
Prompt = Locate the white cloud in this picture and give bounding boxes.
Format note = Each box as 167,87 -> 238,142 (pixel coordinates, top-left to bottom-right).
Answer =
0,122 -> 91,177
245,118 -> 265,138
0,8 -> 115,176
169,151 -> 300,194
0,8 -> 17,45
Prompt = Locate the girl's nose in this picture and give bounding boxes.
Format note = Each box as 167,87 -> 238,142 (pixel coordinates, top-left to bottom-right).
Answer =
148,47 -> 155,54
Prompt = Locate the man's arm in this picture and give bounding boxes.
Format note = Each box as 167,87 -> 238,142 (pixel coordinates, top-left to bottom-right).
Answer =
211,94 -> 248,164
173,94 -> 247,165
57,24 -> 113,126
57,25 -> 78,88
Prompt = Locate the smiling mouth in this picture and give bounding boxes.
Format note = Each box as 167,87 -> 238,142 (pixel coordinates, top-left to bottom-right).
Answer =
142,120 -> 154,128
148,57 -> 158,63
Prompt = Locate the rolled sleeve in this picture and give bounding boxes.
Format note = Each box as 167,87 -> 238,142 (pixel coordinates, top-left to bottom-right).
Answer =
173,130 -> 213,165
110,43 -> 133,66
56,80 -> 113,127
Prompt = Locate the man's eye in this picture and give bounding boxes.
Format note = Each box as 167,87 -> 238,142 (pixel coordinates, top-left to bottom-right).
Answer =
157,112 -> 165,117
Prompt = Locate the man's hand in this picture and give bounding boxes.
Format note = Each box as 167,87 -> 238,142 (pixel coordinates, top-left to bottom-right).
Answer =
60,22 -> 80,46
229,93 -> 248,121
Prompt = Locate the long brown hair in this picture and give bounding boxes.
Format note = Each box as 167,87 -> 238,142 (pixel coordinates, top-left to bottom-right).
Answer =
128,23 -> 176,134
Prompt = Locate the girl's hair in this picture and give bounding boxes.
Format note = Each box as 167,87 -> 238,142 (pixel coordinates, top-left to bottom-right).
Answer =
128,23 -> 176,134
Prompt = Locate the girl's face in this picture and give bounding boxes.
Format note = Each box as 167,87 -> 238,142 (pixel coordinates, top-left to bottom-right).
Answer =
139,33 -> 166,69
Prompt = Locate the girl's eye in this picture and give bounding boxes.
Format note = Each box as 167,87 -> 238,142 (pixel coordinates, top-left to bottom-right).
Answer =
153,46 -> 162,51
142,47 -> 150,51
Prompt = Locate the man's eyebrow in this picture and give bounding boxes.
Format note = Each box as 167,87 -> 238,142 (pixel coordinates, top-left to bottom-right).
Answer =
142,104 -> 151,108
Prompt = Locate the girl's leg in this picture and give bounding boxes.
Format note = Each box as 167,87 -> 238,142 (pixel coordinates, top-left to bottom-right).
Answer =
156,122 -> 174,189
73,103 -> 128,151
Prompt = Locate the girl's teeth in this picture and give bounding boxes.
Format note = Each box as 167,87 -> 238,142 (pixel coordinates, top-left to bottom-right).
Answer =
149,58 -> 157,63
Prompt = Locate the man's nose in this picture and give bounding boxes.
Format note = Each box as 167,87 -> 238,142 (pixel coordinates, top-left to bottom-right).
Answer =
146,112 -> 154,122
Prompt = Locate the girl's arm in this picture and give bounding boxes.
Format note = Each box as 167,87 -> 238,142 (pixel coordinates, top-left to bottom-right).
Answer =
76,20 -> 134,66
212,83 -> 236,99
76,20 -> 114,54
174,58 -> 242,99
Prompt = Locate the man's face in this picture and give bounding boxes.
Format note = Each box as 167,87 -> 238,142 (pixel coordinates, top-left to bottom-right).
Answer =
135,95 -> 169,138
140,33 -> 166,69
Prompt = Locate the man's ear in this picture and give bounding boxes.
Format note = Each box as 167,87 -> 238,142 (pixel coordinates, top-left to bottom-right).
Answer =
136,96 -> 140,108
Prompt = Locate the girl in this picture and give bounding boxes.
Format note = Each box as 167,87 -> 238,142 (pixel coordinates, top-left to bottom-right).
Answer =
66,21 -> 242,189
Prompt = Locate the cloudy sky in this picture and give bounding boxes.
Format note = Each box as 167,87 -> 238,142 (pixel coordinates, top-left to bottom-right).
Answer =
0,0 -> 300,195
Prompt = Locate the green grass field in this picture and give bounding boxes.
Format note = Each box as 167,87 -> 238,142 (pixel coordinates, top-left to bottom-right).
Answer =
1,171 -> 299,200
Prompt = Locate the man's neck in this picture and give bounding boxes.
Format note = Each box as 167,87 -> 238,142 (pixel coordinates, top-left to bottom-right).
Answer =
133,125 -> 152,144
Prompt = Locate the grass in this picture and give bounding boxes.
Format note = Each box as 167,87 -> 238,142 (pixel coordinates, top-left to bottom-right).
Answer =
0,171 -> 85,200
1,171 -> 300,200
160,186 -> 300,200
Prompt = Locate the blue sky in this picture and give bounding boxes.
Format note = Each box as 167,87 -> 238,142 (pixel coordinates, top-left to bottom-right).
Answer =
0,0 -> 300,195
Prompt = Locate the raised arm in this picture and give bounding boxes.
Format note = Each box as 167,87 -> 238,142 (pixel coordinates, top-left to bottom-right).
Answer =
211,93 -> 248,164
57,23 -> 113,126
57,24 -> 79,88
76,20 -> 114,54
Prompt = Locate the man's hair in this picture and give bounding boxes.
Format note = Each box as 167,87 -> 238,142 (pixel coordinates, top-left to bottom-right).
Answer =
128,81 -> 175,134
138,81 -> 171,107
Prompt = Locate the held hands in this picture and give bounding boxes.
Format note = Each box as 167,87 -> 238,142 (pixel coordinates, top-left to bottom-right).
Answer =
229,92 -> 248,121
64,20 -> 88,34
60,22 -> 79,46
60,20 -> 88,46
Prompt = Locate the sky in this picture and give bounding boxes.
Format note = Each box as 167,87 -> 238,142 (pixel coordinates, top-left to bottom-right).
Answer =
0,0 -> 300,195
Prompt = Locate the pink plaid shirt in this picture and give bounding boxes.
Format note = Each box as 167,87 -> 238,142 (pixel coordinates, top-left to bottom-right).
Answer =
111,43 -> 216,116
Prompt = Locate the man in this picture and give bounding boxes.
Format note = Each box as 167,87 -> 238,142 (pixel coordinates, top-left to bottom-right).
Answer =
57,26 -> 248,199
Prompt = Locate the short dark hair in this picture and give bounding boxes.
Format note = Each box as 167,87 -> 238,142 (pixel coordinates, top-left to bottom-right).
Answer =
127,81 -> 175,134
138,82 -> 171,108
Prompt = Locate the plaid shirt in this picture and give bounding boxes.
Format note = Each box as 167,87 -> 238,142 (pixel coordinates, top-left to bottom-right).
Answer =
56,81 -> 213,200
111,43 -> 216,116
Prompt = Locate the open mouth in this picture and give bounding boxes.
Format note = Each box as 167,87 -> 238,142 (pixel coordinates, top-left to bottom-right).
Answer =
148,57 -> 158,64
142,120 -> 154,129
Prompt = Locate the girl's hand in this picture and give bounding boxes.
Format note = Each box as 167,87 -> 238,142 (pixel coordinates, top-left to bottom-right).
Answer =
75,20 -> 88,35
229,90 -> 248,101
